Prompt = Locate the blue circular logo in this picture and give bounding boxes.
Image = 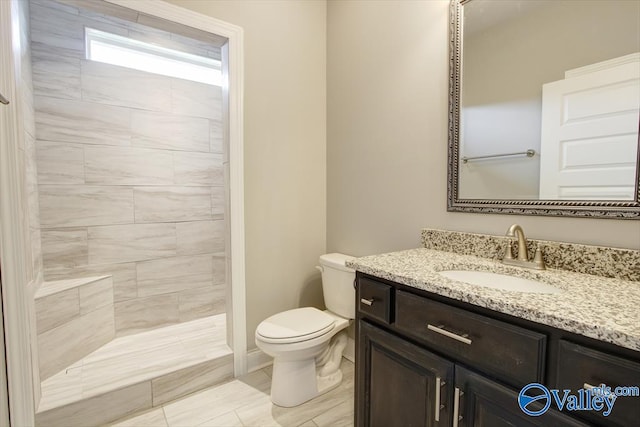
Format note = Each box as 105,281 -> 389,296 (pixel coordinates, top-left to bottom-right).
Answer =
518,383 -> 551,416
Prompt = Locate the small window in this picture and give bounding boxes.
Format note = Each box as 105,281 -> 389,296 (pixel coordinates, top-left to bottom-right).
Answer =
85,28 -> 221,86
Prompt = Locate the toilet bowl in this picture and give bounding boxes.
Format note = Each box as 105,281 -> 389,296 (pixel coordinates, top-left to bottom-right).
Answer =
255,253 -> 355,407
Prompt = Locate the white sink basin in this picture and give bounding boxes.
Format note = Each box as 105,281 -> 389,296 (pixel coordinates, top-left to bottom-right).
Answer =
438,270 -> 562,294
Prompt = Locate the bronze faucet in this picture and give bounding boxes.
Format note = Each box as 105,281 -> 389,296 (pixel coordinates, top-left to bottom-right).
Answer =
503,224 -> 545,270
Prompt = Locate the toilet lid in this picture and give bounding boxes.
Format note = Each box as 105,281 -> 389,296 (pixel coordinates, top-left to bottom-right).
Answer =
256,307 -> 335,343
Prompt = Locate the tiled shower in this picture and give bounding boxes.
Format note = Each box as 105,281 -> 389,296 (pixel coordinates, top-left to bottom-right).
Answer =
33,0 -> 226,336
13,0 -> 233,424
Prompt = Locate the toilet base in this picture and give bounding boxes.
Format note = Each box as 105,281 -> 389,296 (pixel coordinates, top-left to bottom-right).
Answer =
270,331 -> 348,407
316,367 -> 343,395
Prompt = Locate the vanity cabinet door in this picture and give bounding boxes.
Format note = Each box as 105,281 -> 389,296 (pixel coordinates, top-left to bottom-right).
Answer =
357,320 -> 454,427
455,366 -> 588,427
555,340 -> 640,427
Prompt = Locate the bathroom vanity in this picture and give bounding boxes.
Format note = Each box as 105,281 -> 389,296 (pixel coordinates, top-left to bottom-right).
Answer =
349,236 -> 640,427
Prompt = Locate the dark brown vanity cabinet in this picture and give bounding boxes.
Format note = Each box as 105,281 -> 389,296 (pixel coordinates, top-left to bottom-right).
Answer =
355,273 -> 639,427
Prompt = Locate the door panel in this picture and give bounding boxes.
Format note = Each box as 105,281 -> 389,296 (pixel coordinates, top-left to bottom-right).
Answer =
540,54 -> 639,200
357,320 -> 454,427
455,366 -> 588,427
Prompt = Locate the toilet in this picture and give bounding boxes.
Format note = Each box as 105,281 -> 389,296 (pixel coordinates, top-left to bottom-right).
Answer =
255,253 -> 355,407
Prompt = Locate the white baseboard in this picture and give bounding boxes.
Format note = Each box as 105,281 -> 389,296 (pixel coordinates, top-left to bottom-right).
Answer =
246,336 -> 356,374
246,348 -> 272,373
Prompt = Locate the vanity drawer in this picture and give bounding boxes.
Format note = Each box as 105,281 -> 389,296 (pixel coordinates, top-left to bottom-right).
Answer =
395,290 -> 546,387
555,340 -> 640,426
357,278 -> 392,324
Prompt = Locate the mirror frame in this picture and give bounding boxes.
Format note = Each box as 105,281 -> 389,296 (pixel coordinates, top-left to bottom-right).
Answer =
447,0 -> 640,219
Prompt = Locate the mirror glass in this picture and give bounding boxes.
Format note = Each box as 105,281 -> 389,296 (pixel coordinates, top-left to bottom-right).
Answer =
452,0 -> 640,211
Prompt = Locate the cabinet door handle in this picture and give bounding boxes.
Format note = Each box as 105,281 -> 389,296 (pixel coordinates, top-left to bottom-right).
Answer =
0,93 -> 9,105
434,377 -> 441,422
427,324 -> 472,345
583,382 -> 606,391
452,387 -> 461,427
360,298 -> 374,306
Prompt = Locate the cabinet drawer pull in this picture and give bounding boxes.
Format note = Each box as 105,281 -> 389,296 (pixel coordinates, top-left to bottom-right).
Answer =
583,382 -> 606,391
452,387 -> 461,427
360,298 -> 374,306
427,324 -> 472,345
434,377 -> 441,422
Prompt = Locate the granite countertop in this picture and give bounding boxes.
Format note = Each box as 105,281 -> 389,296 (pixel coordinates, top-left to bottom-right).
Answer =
346,248 -> 640,352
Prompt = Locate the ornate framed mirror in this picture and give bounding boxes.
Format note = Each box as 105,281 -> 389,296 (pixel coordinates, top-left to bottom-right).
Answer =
447,0 -> 640,218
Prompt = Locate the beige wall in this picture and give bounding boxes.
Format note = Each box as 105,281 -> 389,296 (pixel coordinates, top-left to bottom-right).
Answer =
327,0 -> 640,255
165,0 -> 328,350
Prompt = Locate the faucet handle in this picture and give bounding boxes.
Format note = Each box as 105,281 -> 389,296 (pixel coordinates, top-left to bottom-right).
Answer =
503,241 -> 514,260
533,247 -> 546,270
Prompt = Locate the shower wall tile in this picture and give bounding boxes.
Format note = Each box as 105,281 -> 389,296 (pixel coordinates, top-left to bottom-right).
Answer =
38,305 -> 115,380
211,186 -> 226,217
81,60 -> 172,111
212,255 -> 227,285
41,228 -> 88,270
39,185 -> 134,227
171,78 -> 222,119
31,0 -> 80,15
31,43 -> 81,100
115,294 -> 180,336
178,285 -> 225,322
31,228 -> 44,282
30,3 -> 85,51
88,223 -> 177,264
130,110 -> 210,153
136,255 -> 214,298
44,262 -> 137,303
25,134 -> 41,225
35,288 -> 80,335
84,146 -> 173,185
76,2 -> 138,32
176,220 -> 225,255
170,31 -> 223,59
135,11 -> 226,48
125,23 -> 174,49
210,118 -> 224,154
134,187 -> 213,223
173,151 -> 224,186
35,276 -> 114,337
79,276 -> 115,314
36,141 -> 85,184
22,84 -> 37,139
35,96 -> 131,146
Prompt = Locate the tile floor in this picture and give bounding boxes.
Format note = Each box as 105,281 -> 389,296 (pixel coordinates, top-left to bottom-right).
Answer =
39,314 -> 231,413
111,359 -> 355,427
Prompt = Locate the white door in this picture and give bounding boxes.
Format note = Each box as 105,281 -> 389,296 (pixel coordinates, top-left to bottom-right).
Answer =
539,54 -> 639,200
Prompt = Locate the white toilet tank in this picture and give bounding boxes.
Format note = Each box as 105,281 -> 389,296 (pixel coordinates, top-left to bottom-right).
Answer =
318,253 -> 356,319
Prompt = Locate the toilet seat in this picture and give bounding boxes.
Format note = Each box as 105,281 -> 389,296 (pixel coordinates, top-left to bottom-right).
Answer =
256,307 -> 335,344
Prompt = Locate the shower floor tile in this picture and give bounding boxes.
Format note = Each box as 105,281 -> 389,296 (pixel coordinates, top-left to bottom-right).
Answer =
38,314 -> 231,413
